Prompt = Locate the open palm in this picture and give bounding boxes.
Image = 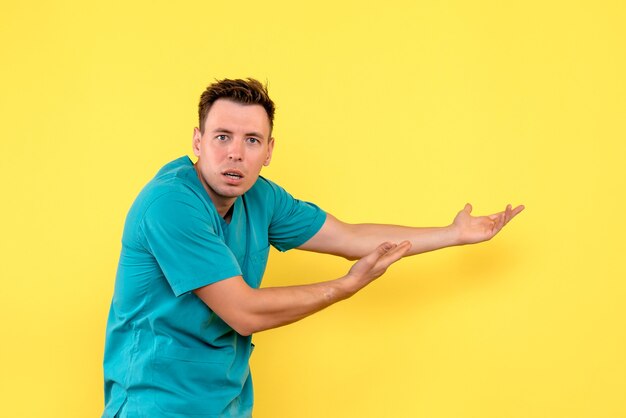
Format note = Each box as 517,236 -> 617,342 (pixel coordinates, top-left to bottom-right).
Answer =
453,203 -> 525,245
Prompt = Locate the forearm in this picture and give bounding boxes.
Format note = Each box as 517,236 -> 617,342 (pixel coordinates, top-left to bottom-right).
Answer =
299,214 -> 461,260
342,223 -> 460,259
195,274 -> 362,336
244,277 -> 360,334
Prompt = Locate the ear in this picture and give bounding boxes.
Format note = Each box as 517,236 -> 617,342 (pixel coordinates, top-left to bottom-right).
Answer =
192,127 -> 202,157
264,137 -> 275,166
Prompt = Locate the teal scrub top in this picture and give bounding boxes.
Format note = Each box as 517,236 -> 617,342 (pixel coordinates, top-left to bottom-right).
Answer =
102,156 -> 326,418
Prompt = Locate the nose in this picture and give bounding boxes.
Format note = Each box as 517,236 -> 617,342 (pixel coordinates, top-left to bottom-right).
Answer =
227,140 -> 244,161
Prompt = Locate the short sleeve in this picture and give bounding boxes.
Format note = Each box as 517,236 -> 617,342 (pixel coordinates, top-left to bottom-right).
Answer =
140,191 -> 242,296
266,181 -> 327,252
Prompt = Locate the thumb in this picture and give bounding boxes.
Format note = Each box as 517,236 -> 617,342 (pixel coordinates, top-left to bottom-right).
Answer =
464,203 -> 473,214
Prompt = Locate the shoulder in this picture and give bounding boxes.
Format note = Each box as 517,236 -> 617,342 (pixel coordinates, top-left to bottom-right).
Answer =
129,159 -> 217,226
244,175 -> 274,203
246,175 -> 292,202
244,175 -> 298,215
136,178 -> 203,216
248,175 -> 280,193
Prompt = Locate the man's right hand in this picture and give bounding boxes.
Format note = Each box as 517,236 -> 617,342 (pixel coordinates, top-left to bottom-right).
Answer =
342,241 -> 412,293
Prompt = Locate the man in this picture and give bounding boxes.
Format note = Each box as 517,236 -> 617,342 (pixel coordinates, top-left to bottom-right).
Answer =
102,78 -> 523,417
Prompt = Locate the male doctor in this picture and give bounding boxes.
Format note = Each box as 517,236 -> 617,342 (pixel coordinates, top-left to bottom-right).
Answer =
102,78 -> 524,417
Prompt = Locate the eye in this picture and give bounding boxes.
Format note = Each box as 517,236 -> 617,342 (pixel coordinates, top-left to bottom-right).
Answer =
216,134 -> 228,141
247,137 -> 260,144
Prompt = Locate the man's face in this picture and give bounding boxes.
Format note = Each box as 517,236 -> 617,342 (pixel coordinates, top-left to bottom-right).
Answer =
193,98 -> 274,214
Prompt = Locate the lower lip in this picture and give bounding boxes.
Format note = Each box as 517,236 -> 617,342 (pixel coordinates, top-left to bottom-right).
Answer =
223,174 -> 244,185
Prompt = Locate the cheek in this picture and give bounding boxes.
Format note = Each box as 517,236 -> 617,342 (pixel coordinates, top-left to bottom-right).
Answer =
253,158 -> 267,171
204,149 -> 224,165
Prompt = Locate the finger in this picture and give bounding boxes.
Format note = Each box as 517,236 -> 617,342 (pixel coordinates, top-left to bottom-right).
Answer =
496,212 -> 506,231
503,204 -> 524,226
376,240 -> 412,268
387,240 -> 411,257
464,203 -> 473,214
370,241 -> 398,261
490,204 -> 523,224
488,212 -> 503,221
510,204 -> 525,218
349,242 -> 396,273
488,216 -> 498,234
500,205 -> 509,225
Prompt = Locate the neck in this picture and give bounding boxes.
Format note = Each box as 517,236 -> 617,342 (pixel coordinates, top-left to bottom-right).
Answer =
193,163 -> 236,219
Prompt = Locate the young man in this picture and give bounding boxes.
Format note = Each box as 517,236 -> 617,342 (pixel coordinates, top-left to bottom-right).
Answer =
102,78 -> 523,417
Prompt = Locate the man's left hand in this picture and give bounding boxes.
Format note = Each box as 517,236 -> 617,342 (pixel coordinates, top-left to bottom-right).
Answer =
452,203 -> 525,245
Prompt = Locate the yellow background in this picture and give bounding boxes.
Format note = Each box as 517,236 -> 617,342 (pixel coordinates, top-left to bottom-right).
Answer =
1,1 -> 625,417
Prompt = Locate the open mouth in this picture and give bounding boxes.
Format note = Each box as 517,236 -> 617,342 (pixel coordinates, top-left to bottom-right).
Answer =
223,170 -> 244,180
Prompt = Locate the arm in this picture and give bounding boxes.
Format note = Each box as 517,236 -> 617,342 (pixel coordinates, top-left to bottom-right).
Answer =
298,203 -> 525,260
194,241 -> 411,336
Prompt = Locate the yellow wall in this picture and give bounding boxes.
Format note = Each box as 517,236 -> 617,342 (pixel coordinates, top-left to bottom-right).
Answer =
1,1 -> 625,417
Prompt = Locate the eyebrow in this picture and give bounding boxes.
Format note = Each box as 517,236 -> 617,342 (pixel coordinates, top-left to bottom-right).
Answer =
212,128 -> 265,139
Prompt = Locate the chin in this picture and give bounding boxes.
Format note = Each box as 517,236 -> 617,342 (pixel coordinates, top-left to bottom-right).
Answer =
219,184 -> 251,197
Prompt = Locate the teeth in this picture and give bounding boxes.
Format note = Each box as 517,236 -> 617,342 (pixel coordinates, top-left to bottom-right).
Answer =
225,173 -> 242,178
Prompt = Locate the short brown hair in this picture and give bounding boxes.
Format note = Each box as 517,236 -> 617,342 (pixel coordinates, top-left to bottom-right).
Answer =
198,78 -> 275,133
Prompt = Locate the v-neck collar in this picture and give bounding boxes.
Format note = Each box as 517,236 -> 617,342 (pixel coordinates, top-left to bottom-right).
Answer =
220,197 -> 242,228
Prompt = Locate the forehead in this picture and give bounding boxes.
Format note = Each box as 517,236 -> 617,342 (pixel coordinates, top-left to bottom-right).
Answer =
204,98 -> 271,136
